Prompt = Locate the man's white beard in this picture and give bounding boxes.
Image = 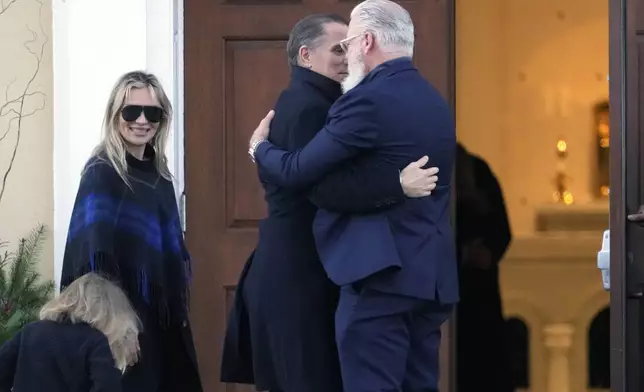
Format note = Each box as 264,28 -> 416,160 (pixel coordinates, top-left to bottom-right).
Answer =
342,53 -> 367,93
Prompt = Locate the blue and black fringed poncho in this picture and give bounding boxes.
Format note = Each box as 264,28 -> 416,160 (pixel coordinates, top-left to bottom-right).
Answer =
60,145 -> 191,326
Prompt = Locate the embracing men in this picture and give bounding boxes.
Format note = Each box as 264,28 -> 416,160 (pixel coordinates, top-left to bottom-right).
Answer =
248,0 -> 458,390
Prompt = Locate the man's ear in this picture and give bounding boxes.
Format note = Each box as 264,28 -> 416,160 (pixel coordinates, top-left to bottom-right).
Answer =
299,45 -> 311,67
364,32 -> 375,54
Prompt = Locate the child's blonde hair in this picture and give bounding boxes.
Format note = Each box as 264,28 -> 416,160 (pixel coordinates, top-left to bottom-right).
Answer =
40,273 -> 141,371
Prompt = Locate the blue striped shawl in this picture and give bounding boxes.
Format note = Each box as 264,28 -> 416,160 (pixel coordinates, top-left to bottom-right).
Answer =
60,151 -> 190,326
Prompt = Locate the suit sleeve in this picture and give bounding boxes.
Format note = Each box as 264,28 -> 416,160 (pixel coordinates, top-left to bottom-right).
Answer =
286,103 -> 405,213
88,334 -> 123,392
0,331 -> 20,390
309,156 -> 405,213
255,93 -> 380,188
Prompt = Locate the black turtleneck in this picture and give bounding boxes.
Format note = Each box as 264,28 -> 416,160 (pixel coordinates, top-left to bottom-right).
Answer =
125,143 -> 157,173
289,65 -> 343,104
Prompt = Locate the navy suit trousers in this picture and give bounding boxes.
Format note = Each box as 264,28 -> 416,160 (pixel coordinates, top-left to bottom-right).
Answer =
335,286 -> 453,392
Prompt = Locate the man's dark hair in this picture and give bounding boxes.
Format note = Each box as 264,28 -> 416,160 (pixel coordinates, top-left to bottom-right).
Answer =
286,13 -> 347,67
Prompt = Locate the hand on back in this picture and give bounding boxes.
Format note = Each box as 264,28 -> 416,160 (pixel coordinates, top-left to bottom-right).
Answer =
400,156 -> 439,198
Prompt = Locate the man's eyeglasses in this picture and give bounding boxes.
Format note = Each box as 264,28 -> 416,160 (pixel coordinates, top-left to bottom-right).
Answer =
339,34 -> 361,53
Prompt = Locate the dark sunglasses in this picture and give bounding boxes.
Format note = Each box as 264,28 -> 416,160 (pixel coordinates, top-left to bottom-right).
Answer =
121,105 -> 164,123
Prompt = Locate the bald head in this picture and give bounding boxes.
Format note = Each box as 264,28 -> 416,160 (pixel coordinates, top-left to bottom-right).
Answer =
350,0 -> 414,57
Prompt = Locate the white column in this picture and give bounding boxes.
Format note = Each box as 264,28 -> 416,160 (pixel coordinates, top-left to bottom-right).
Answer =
52,0 -> 183,287
146,0 -> 185,191
543,323 -> 574,392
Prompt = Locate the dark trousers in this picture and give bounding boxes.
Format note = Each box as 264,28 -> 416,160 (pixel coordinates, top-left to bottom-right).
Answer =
335,286 -> 453,392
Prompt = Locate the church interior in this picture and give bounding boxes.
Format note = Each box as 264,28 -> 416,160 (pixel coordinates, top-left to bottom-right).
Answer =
455,0 -> 609,391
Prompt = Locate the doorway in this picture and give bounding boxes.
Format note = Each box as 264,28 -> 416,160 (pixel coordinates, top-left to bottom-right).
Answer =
455,0 -> 611,391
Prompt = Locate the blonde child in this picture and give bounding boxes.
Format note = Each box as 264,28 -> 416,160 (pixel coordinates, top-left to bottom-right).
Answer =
0,273 -> 140,392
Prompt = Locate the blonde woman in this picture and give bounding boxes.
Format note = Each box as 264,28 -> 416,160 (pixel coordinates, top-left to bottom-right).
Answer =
0,273 -> 139,392
59,71 -> 202,391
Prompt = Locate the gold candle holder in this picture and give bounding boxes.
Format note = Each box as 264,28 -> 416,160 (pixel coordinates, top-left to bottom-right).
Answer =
593,101 -> 610,198
552,138 -> 574,205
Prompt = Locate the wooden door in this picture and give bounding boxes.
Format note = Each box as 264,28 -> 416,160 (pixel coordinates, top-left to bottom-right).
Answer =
609,0 -> 644,390
184,1 -> 454,391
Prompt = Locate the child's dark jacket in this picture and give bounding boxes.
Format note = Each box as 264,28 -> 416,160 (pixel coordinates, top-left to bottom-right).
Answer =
0,320 -> 121,392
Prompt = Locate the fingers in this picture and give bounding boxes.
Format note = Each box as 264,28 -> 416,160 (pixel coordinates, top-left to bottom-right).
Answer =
414,155 -> 429,167
255,110 -> 275,132
261,110 -> 275,125
413,172 -> 438,198
417,181 -> 437,197
421,177 -> 437,197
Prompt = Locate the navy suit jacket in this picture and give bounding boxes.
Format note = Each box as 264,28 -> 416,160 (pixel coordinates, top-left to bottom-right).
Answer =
255,58 -> 459,303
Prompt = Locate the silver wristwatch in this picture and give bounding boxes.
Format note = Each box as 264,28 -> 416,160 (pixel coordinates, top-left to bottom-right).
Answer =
248,139 -> 267,163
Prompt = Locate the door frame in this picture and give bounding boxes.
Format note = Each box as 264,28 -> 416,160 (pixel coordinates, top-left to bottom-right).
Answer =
608,0 -> 639,390
445,2 -> 457,391
608,0 -> 625,388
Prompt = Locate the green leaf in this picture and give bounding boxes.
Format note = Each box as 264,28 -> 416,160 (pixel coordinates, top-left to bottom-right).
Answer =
5,309 -> 25,330
0,224 -> 55,346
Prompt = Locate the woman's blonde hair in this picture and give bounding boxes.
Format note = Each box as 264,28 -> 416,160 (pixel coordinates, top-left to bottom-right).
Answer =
88,70 -> 173,187
40,273 -> 141,372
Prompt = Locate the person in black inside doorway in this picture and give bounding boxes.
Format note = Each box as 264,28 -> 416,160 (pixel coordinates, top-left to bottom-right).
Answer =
456,143 -> 514,392
220,13 -> 440,392
60,71 -> 202,392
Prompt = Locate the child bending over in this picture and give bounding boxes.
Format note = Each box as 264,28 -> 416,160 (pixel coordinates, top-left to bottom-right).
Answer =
0,273 -> 141,392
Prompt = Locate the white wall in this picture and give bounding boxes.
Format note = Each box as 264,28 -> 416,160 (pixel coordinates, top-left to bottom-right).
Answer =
51,0 -> 183,287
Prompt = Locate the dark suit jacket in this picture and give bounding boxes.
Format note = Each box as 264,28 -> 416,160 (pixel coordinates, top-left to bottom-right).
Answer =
255,58 -> 459,303
221,66 -> 408,384
0,320 -> 122,392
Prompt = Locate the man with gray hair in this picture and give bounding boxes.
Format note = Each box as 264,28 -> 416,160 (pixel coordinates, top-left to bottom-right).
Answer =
341,0 -> 415,92
248,0 -> 458,390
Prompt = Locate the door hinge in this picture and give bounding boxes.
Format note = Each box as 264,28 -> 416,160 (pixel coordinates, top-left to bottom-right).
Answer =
179,191 -> 187,233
